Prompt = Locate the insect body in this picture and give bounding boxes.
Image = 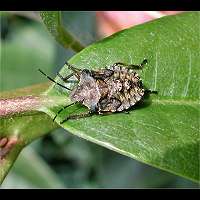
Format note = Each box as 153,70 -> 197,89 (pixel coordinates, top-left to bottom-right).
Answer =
39,59 -> 157,124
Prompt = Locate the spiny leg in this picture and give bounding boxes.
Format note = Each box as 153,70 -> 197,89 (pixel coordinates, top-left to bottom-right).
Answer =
145,89 -> 158,94
57,72 -> 73,82
65,61 -> 81,79
57,72 -> 78,83
92,69 -> 114,80
60,110 -> 93,124
38,69 -> 72,91
64,61 -> 80,71
129,58 -> 148,70
53,102 -> 76,122
113,59 -> 148,70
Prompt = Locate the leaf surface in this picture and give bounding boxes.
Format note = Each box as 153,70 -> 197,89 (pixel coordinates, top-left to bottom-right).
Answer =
43,12 -> 199,182
40,11 -> 85,52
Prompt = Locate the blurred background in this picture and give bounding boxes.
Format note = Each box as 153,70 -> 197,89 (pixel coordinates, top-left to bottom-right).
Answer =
1,11 -> 198,188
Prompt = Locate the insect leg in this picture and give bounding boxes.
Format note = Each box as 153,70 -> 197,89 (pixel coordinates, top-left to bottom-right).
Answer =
60,110 -> 93,124
113,59 -> 148,70
64,62 -> 81,79
57,72 -> 73,82
145,89 -> 158,94
92,69 -> 114,80
127,59 -> 148,70
57,72 -> 78,83
53,102 -> 76,122
38,69 -> 72,91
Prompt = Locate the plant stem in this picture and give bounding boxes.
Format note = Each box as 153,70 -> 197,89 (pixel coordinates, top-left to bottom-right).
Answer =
0,83 -> 61,185
0,96 -> 42,117
0,94 -> 70,118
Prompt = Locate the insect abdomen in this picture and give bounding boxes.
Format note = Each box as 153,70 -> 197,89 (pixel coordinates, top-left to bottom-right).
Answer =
107,66 -> 145,112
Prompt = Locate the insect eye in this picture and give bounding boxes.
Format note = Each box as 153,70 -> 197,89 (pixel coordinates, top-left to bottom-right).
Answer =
81,69 -> 93,78
82,69 -> 90,74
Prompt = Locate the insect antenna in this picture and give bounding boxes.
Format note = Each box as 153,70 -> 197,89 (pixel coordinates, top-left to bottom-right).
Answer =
38,69 -> 72,91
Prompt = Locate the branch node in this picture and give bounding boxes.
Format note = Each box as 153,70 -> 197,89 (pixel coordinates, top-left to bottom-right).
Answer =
0,136 -> 18,161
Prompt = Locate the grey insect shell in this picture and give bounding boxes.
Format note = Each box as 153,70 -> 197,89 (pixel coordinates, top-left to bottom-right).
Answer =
70,64 -> 145,113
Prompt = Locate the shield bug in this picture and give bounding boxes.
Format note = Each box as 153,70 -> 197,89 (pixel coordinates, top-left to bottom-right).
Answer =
39,59 -> 157,124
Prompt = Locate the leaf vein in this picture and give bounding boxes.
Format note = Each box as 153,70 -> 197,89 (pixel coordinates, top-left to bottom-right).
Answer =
153,52 -> 158,90
182,51 -> 192,97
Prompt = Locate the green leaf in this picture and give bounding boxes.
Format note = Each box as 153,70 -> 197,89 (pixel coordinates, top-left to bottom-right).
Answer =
43,12 -> 199,182
40,11 -> 85,52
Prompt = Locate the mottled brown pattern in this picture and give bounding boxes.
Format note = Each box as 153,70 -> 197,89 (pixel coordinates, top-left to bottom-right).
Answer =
70,63 -> 145,113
